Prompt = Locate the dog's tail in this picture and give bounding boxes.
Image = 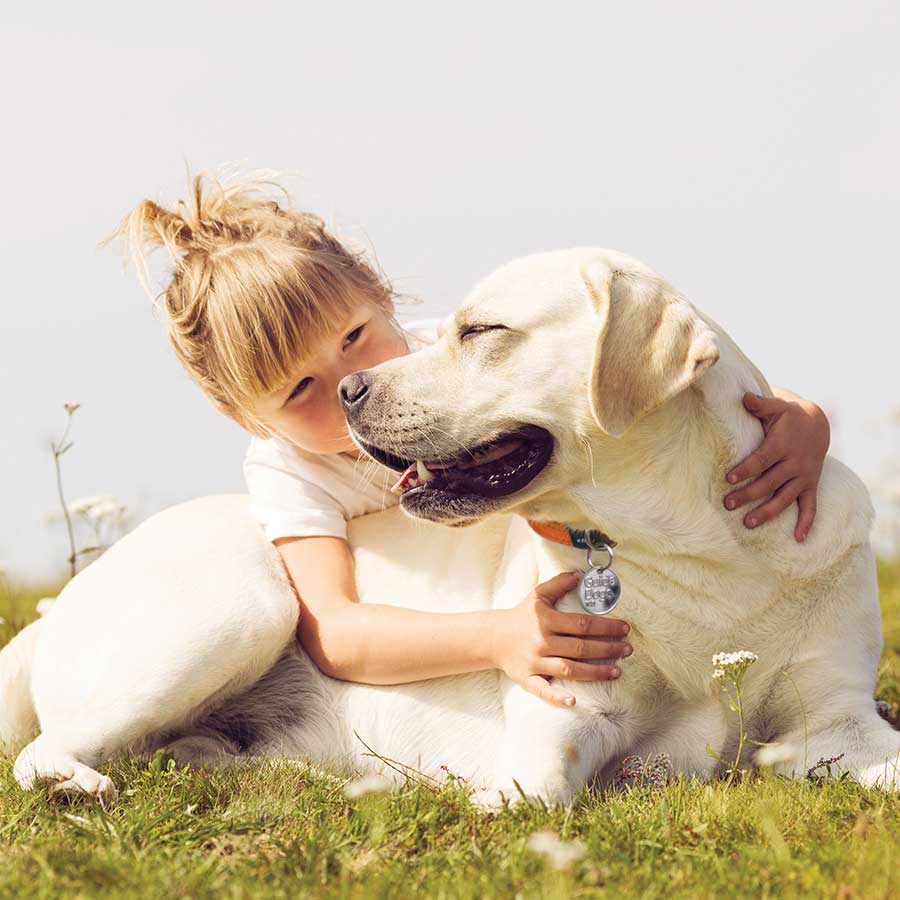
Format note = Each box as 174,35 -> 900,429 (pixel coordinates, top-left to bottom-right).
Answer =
0,620 -> 41,755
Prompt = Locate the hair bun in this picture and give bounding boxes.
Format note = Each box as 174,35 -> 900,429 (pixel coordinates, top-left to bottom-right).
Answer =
108,170 -> 286,291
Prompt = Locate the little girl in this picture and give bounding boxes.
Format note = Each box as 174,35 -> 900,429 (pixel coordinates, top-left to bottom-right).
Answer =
116,172 -> 831,709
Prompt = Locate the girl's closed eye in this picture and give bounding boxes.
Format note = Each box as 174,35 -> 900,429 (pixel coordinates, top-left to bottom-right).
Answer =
288,377 -> 314,402
343,323 -> 365,349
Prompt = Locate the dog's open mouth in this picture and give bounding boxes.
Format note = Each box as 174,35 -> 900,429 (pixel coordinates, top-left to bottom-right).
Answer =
357,425 -> 553,503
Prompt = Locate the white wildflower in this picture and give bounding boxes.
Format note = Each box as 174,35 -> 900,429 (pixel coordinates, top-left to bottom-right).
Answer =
342,773 -> 391,799
68,495 -> 128,526
712,650 -> 758,668
526,831 -> 586,870
711,650 -> 757,682
36,598 -> 57,617
0,616 -> 6,627
63,401 -> 81,414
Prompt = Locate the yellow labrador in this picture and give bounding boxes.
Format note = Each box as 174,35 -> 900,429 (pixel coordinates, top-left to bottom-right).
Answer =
2,248 -> 894,806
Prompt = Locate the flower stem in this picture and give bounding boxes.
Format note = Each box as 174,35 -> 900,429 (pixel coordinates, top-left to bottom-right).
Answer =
729,684 -> 747,784
52,411 -> 78,581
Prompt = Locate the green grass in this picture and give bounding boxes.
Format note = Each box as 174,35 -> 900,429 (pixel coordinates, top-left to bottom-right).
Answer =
2,559 -> 900,899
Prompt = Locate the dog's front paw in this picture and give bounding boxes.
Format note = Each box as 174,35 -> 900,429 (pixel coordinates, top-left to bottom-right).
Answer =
470,786 -> 519,813
470,779 -> 573,813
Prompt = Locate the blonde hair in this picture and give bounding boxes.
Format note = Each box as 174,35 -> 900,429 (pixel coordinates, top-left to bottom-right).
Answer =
111,171 -> 394,432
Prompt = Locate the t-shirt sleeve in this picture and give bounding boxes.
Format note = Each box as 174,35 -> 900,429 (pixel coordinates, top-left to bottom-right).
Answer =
243,444 -> 348,543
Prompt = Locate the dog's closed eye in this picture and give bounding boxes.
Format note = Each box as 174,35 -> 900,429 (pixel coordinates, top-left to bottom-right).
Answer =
458,323 -> 508,342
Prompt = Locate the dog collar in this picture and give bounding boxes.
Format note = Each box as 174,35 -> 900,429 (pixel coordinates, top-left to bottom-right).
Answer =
527,520 -> 617,550
527,520 -> 621,616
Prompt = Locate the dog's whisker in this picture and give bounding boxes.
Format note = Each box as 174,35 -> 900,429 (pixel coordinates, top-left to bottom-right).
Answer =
419,423 -> 477,462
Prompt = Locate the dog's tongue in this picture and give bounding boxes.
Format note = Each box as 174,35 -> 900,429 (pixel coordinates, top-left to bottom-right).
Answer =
389,440 -> 525,494
391,462 -> 419,495
390,461 -> 436,494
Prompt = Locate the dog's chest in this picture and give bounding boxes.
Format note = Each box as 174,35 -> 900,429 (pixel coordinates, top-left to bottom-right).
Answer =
612,557 -> 788,699
530,535 -> 799,700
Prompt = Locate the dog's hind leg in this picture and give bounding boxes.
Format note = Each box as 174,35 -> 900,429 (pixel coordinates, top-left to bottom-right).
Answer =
755,707 -> 900,789
0,619 -> 42,756
15,498 -> 301,800
18,610 -> 298,800
14,730 -> 244,801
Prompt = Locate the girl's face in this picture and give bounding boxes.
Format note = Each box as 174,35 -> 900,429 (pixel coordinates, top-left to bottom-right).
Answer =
248,300 -> 409,455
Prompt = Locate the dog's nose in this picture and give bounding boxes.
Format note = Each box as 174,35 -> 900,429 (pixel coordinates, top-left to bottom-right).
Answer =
339,372 -> 370,408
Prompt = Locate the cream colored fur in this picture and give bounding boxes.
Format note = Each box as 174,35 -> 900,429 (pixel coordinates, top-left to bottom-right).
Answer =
1,248 -> 894,805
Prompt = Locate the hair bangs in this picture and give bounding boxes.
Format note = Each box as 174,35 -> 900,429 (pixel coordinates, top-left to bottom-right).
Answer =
207,243 -> 375,409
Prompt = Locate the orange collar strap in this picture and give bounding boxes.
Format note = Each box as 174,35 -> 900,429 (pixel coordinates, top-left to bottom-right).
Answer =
527,520 -> 617,550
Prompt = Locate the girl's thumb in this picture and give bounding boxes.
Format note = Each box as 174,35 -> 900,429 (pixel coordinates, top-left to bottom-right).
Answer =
743,392 -> 783,415
743,391 -> 762,410
535,571 -> 581,604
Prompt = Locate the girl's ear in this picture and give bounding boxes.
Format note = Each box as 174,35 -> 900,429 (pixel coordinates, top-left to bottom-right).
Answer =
217,402 -> 272,439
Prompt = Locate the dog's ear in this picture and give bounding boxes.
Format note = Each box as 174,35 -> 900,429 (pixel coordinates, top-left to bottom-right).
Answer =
582,257 -> 719,437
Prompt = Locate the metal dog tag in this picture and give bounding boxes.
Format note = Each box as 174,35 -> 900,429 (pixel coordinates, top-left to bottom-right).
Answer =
578,567 -> 621,615
577,539 -> 621,615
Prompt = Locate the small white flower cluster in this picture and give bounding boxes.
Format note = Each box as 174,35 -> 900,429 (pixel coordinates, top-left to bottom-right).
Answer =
526,831 -> 586,870
63,401 -> 81,414
68,495 -> 128,527
712,650 -> 758,681
342,772 -> 391,799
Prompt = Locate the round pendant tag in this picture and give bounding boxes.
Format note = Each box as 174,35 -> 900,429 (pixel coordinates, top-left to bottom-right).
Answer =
578,566 -> 621,615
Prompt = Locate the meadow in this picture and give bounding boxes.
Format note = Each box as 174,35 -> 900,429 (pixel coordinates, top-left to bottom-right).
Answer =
1,559 -> 899,899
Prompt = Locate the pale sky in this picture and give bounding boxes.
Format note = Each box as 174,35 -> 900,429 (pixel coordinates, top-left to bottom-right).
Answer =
2,2 -> 898,580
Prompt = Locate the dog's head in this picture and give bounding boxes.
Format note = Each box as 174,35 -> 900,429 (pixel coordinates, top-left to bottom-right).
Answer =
342,248 -> 719,526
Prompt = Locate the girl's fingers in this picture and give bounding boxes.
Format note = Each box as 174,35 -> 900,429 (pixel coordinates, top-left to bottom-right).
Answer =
724,461 -> 793,510
726,435 -> 786,485
742,392 -> 789,417
548,636 -> 633,660
743,479 -> 800,528
544,658 -> 622,682
546,608 -> 630,638
524,674 -> 576,708
795,489 -> 817,542
533,571 -> 581,606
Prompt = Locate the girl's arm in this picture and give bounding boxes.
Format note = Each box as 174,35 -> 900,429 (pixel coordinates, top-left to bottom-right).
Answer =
275,535 -> 632,709
723,387 -> 831,541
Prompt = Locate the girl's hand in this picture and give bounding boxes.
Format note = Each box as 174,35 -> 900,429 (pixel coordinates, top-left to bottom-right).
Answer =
724,390 -> 831,542
489,571 -> 632,709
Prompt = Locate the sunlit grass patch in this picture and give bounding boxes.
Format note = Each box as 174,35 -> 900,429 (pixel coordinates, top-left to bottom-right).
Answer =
2,756 -> 900,898
1,558 -> 899,898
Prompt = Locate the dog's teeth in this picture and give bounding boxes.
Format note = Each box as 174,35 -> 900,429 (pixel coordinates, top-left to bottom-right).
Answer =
417,460 -> 435,482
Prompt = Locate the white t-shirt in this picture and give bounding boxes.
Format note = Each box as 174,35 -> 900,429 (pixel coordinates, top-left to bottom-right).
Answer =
243,318 -> 442,543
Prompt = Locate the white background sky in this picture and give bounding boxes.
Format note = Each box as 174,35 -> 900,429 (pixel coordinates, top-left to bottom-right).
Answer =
1,2 -> 898,581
